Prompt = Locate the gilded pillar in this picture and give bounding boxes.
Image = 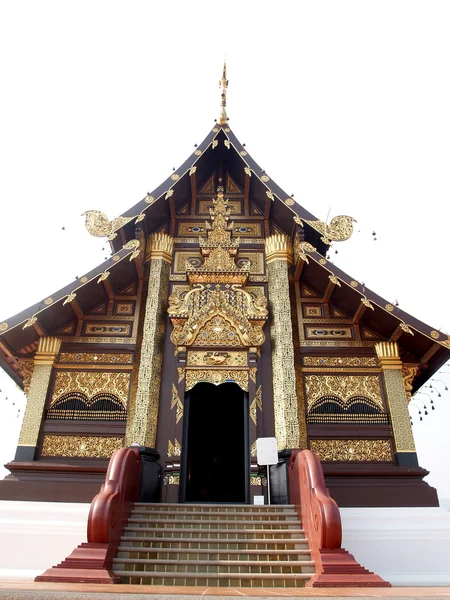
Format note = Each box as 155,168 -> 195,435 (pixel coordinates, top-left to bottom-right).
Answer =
265,234 -> 301,450
125,233 -> 174,447
16,336 -> 62,461
375,341 -> 418,467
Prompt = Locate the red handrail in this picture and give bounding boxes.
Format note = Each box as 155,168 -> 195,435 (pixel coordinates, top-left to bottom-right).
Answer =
36,447 -> 142,583
289,449 -> 390,587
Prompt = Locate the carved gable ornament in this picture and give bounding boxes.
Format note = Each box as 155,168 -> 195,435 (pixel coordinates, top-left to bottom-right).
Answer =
168,188 -> 268,348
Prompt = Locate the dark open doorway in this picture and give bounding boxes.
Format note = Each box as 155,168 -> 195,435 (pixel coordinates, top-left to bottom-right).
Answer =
181,382 -> 249,503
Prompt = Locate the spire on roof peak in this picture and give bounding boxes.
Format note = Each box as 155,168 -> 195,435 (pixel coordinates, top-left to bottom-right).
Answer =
218,61 -> 228,126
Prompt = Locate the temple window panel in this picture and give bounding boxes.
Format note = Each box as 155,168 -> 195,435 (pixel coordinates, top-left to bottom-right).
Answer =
45,370 -> 130,422
45,392 -> 127,421
304,374 -> 388,419
307,395 -> 389,425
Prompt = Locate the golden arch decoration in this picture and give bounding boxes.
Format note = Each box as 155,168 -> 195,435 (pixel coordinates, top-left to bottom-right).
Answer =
185,369 -> 248,391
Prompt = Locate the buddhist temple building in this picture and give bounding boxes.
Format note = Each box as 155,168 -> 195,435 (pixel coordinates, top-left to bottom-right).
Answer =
1,65 -> 449,511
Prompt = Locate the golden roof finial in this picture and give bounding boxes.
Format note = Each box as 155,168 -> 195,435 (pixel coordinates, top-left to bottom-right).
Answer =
218,60 -> 228,126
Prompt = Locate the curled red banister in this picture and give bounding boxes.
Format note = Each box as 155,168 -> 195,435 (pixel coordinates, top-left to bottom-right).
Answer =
36,447 -> 142,584
289,449 -> 390,587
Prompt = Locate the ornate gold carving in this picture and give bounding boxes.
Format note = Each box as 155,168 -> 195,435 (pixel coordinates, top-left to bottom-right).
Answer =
399,321 -> 414,336
171,384 -> 183,423
165,189 -> 174,199
185,369 -> 248,391
177,367 -> 185,382
319,258 -> 327,265
146,232 -> 174,264
23,316 -> 37,330
212,140 -> 218,149
294,215 -> 356,245
249,385 -> 262,424
168,193 -> 267,350
250,474 -> 267,486
305,375 -> 383,410
164,473 -> 180,485
293,236 -> 316,264
249,367 -> 257,383
382,368 -> 416,452
310,439 -> 392,462
17,359 -> 34,396
240,150 -> 248,156
430,330 -> 440,340
361,296 -> 375,310
285,198 -> 294,206
83,210 -> 132,239
167,438 -> 181,457
385,303 -> 395,312
41,435 -> 122,458
402,365 -> 418,400
250,441 -> 257,457
0,322 -> 8,332
145,194 -> 155,204
187,350 -> 247,367
50,371 -> 130,407
265,234 -> 293,264
171,173 -> 180,181
125,258 -> 170,447
303,356 -> 377,368
375,341 -> 402,367
267,259 -> 300,449
194,149 -> 202,156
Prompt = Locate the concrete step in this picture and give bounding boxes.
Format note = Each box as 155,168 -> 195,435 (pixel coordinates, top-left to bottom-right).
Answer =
134,503 -> 296,511
114,569 -> 312,587
119,535 -> 309,547
131,508 -> 298,519
127,517 -> 301,527
113,557 -> 314,570
124,525 -> 305,539
117,545 -> 311,559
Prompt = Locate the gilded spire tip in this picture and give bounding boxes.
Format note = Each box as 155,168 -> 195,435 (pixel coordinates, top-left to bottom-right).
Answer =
219,60 -> 228,126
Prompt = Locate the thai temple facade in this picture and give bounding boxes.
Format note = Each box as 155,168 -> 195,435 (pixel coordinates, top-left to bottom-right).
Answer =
1,67 -> 449,518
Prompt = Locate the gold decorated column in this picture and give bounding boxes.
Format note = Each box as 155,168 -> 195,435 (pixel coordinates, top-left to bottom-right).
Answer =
126,232 -> 174,448
375,341 -> 418,467
15,336 -> 62,461
265,234 -> 301,450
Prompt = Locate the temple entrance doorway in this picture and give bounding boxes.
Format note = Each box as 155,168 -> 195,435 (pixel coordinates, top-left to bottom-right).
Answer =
181,382 -> 249,503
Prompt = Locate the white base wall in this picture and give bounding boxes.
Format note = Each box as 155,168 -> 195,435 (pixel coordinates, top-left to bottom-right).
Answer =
1,501 -> 450,585
340,506 -> 450,586
0,501 -> 90,581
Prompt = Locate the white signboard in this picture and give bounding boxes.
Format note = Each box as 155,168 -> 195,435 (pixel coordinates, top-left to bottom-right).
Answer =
256,437 -> 278,466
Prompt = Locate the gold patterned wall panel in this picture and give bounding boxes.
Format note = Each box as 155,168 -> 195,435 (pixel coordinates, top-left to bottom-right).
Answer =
126,258 -> 171,447
305,375 -> 383,410
41,435 -> 123,458
303,356 -> 377,368
174,251 -> 202,273
187,351 -> 247,367
382,369 -> 416,452
59,353 -> 133,365
310,439 -> 392,462
236,252 -> 265,274
198,200 -> 242,215
303,305 -> 323,318
185,369 -> 248,391
267,259 -> 300,450
18,363 -> 53,447
50,371 -> 130,407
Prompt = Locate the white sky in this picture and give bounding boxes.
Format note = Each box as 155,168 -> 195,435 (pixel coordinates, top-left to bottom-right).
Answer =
0,1 -> 449,499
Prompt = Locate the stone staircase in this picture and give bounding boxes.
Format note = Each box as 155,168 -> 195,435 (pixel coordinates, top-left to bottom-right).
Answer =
113,503 -> 315,587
